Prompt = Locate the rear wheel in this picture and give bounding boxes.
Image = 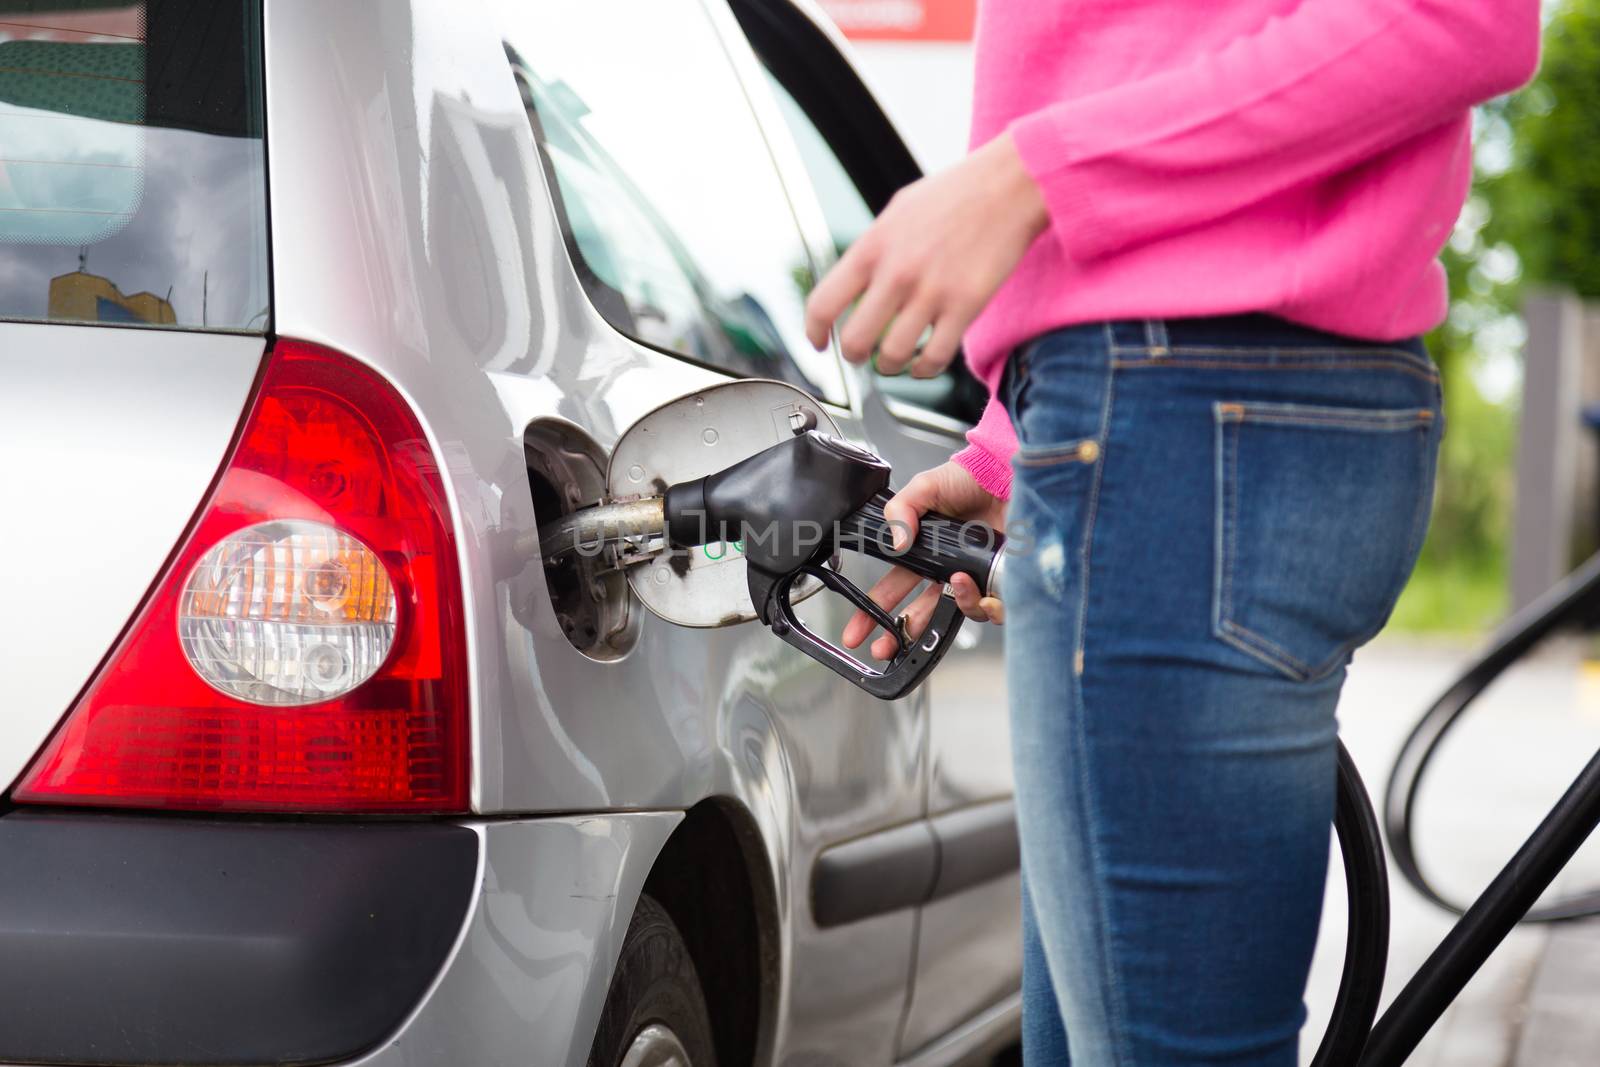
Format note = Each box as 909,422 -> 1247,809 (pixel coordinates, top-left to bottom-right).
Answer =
587,894 -> 717,1067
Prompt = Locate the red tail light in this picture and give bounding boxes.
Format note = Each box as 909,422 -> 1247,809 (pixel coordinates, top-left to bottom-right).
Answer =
12,340 -> 470,813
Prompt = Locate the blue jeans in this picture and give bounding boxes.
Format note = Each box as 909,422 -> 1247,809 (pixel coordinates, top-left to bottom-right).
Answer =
1001,316 -> 1442,1066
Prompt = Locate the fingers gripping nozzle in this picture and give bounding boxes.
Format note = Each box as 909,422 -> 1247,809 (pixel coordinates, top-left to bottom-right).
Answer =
660,431 -> 1004,700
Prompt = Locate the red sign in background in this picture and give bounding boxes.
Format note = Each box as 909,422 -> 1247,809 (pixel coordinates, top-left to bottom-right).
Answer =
817,0 -> 977,42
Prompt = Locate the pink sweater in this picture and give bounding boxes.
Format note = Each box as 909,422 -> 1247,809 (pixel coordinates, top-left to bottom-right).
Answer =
951,0 -> 1541,499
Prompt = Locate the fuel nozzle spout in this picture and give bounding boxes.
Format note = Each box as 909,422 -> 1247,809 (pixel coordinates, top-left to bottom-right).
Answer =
530,497 -> 666,564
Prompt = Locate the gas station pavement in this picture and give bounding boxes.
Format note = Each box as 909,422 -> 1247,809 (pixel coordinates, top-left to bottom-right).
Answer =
1303,637 -> 1600,1065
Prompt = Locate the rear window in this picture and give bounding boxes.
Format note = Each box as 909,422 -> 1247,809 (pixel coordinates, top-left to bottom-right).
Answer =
0,1 -> 268,331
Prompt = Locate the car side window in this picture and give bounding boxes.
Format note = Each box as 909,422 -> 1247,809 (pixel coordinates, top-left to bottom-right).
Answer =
757,66 -> 987,427
499,1 -> 845,406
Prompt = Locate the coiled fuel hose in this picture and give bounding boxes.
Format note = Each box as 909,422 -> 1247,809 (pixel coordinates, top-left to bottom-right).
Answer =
1315,743 -> 1391,1067
1385,549 -> 1600,923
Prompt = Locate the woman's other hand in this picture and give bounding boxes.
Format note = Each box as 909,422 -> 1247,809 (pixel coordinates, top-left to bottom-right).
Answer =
803,131 -> 1047,379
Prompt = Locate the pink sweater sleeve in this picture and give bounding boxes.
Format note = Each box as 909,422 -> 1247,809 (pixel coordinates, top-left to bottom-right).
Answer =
952,394 -> 1018,501
1009,0 -> 1541,266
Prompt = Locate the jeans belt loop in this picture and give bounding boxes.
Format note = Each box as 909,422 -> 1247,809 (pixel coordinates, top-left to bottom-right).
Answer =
1145,319 -> 1170,356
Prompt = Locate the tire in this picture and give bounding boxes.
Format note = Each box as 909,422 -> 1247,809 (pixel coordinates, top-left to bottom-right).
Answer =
586,893 -> 718,1067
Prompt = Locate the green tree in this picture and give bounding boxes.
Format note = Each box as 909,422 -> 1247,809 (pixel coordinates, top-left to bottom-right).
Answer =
1484,0 -> 1600,300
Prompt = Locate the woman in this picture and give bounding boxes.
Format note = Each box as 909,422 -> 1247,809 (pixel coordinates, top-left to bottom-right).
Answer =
803,3 -> 1540,1064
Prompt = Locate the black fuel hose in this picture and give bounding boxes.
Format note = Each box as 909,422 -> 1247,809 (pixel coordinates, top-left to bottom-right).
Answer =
1384,549 -> 1600,923
1311,742 -> 1392,1067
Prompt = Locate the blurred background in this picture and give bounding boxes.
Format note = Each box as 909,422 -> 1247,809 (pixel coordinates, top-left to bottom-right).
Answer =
825,0 -> 1600,1061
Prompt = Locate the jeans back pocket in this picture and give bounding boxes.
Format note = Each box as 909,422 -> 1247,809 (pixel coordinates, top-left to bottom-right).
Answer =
1213,400 -> 1438,681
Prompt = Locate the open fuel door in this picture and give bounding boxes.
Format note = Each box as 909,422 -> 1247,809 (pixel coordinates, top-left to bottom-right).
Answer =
605,379 -> 837,627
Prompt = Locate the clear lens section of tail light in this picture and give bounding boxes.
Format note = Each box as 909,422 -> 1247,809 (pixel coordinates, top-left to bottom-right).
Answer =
178,520 -> 397,704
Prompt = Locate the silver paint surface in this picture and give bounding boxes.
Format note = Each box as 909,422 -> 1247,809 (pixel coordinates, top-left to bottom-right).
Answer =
338,814 -> 681,1067
0,324 -> 264,789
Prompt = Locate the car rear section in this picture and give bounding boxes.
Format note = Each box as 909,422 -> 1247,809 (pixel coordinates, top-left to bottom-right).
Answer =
0,4 -> 491,1064
0,3 -> 700,1066
1,2 -> 1020,1065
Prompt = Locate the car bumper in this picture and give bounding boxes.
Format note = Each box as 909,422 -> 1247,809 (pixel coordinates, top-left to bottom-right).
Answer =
0,810 -> 681,1067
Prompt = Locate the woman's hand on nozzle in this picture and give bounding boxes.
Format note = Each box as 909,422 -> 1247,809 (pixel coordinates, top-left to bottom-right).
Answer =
841,461 -> 1007,661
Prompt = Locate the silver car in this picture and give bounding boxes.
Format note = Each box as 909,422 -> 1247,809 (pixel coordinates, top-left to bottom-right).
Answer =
0,2 -> 1019,1065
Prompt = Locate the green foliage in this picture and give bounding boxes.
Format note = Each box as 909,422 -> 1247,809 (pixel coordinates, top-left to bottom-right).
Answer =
1389,359 -> 1516,632
1394,207 -> 1519,630
1427,363 -> 1518,568
1389,555 -> 1509,634
1482,1 -> 1600,299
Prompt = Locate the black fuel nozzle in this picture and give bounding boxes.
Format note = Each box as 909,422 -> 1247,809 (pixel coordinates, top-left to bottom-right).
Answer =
661,431 -> 1004,700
